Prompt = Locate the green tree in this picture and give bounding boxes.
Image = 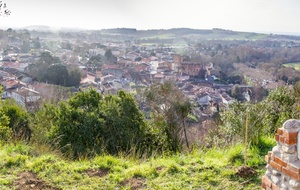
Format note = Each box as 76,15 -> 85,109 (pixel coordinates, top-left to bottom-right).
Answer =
0,109 -> 11,142
293,81 -> 300,98
67,66 -> 82,87
49,89 -> 107,157
101,91 -> 149,154
104,49 -> 113,59
48,89 -> 150,158
21,41 -> 31,53
104,49 -> 117,63
250,85 -> 268,102
26,51 -> 61,81
1,99 -> 31,142
221,87 -> 298,146
174,100 -> 192,148
144,80 -> 192,152
31,103 -> 58,144
230,84 -> 244,101
27,52 -> 81,87
43,64 -> 69,86
221,101 -> 263,146
262,87 -> 297,134
86,54 -> 103,70
0,86 -> 11,142
33,37 -> 41,49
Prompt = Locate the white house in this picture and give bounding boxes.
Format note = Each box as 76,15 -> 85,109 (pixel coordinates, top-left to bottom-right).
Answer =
11,87 -> 41,111
220,92 -> 233,105
196,92 -> 211,106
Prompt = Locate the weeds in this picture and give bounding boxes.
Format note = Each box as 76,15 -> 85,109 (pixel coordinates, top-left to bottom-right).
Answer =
0,136 -> 274,189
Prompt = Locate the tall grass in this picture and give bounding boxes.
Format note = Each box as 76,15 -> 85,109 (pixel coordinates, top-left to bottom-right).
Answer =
0,136 -> 275,189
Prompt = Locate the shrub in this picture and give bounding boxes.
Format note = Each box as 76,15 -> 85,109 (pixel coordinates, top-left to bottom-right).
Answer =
0,100 -> 30,142
46,89 -> 152,158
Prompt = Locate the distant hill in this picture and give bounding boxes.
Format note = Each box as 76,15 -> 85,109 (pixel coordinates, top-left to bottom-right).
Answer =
20,25 -> 53,31
97,27 -> 300,42
20,25 -> 84,32
16,26 -> 300,42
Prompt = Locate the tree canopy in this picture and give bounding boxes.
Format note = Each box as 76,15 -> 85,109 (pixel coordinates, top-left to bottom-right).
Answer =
26,52 -> 82,87
0,86 -> 31,143
40,89 -> 152,158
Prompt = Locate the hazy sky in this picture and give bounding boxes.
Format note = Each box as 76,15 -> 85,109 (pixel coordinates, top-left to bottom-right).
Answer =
1,0 -> 300,34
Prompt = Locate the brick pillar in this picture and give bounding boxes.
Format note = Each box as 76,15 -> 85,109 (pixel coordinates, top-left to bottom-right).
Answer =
262,119 -> 300,190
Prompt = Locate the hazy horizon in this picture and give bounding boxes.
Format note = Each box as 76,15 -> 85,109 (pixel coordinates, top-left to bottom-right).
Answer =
1,0 -> 300,35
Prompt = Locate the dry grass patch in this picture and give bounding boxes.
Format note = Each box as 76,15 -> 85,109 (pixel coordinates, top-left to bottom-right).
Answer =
85,168 -> 110,178
13,171 -> 59,190
121,177 -> 146,190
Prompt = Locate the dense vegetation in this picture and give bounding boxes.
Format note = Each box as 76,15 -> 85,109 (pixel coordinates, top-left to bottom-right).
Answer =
0,140 -> 274,189
26,52 -> 82,87
42,89 -> 152,158
1,80 -> 299,189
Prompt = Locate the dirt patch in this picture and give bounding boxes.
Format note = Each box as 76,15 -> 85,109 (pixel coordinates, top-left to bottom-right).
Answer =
236,166 -> 256,178
85,168 -> 110,177
155,166 -> 165,172
121,177 -> 146,190
13,171 -> 59,190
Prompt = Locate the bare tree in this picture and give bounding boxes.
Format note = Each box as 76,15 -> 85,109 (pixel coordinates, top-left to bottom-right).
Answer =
0,1 -> 11,17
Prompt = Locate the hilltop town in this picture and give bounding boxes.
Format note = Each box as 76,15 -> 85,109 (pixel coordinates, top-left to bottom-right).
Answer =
1,28 -> 300,122
2,27 -> 300,190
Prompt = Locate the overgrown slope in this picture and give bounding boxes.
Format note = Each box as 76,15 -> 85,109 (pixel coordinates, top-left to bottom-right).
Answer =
0,137 -> 275,190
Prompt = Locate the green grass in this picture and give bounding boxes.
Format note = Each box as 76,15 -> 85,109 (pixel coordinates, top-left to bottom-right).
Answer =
283,62 -> 300,70
182,32 -> 267,41
0,137 -> 275,189
142,33 -> 175,39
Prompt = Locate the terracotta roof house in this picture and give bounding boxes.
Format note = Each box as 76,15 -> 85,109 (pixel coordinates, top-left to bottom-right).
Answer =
180,61 -> 203,77
0,79 -> 23,90
136,63 -> 150,72
153,73 -> 165,83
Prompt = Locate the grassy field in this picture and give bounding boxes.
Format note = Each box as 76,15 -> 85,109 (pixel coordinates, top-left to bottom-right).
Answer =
100,29 -> 269,42
283,62 -> 300,70
142,33 -> 175,40
0,136 -> 275,190
182,32 -> 268,41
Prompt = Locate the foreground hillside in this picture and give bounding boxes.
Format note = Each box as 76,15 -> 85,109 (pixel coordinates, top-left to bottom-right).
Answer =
0,137 -> 275,190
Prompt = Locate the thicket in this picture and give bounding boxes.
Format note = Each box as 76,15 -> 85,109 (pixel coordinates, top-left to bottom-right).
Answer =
144,81 -> 192,152
0,98 -> 31,142
216,86 -> 299,148
32,89 -> 155,158
1,82 -> 299,160
0,81 -> 194,159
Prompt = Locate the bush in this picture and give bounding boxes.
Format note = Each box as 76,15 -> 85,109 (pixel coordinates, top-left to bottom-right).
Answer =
221,87 -> 297,146
45,89 -> 152,158
0,100 -> 31,142
0,109 -> 11,142
0,125 -> 12,142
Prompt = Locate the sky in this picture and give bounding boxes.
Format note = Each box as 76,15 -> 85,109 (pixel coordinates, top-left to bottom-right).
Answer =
1,0 -> 300,34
